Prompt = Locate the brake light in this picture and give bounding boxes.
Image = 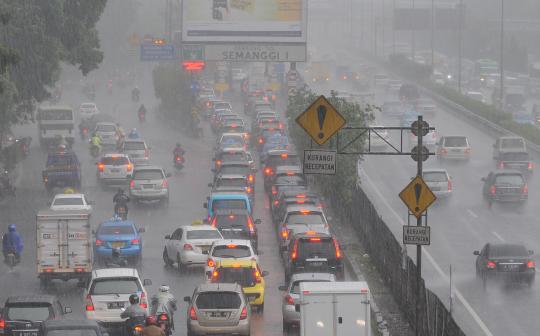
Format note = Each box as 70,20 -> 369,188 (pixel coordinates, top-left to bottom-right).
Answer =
296,194 -> 306,198
131,239 -> 140,245
184,243 -> 193,250
529,162 -> 534,170
140,292 -> 148,309
127,163 -> 133,172
97,163 -> 105,172
239,306 -> 248,320
247,217 -> 255,233
439,148 -> 448,155
159,314 -> 168,321
264,168 -> 273,176
489,185 -> 496,195
309,238 -> 321,242
0,319 -> 5,330
254,269 -> 262,283
291,239 -> 299,260
281,228 -> 289,239
296,200 -> 305,204
333,237 -> 343,259
285,294 -> 294,305
85,294 -> 94,311
211,270 -> 219,281
272,186 -> 277,195
305,231 -> 317,235
226,244 -> 237,248
258,137 -> 264,144
95,239 -> 103,246
300,209 -> 311,214
134,326 -> 143,332
487,261 -> 496,269
286,171 -> 295,176
246,186 -> 252,194
248,175 -> 254,183
498,161 -> 504,169
523,184 -> 529,194
189,307 -> 198,320
162,179 -> 168,188
527,260 -> 535,268
448,179 -> 452,192
280,153 -> 288,158
130,180 -> 135,189
207,258 -> 215,268
210,217 -> 217,228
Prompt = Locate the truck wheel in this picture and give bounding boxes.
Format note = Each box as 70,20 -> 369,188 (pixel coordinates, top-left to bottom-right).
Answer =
39,277 -> 49,289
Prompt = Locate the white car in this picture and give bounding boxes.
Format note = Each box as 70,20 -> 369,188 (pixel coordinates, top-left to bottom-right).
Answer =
94,122 -> 119,146
97,154 -> 133,185
410,129 -> 437,150
163,223 -> 223,271
85,268 -> 151,324
50,193 -> 92,211
423,169 -> 452,199
204,239 -> 259,280
79,103 -> 99,120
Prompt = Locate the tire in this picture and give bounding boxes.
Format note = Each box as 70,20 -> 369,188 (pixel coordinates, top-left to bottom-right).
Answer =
283,322 -> 291,333
258,302 -> 264,313
177,254 -> 185,272
163,248 -> 173,267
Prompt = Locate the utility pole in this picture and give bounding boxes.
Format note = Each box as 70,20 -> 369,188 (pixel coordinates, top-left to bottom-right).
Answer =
392,0 -> 396,55
430,0 -> 435,67
415,115 -> 423,336
411,0 -> 415,61
457,0 -> 463,93
500,0 -> 505,107
382,0 -> 385,57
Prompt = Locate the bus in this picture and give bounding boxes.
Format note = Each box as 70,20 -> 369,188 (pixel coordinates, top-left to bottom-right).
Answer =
37,106 -> 75,148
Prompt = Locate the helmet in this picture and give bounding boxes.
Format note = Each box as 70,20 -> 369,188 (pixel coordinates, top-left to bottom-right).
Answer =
145,315 -> 157,326
129,294 -> 140,305
159,285 -> 170,293
8,224 -> 16,232
117,188 -> 124,194
112,247 -> 120,258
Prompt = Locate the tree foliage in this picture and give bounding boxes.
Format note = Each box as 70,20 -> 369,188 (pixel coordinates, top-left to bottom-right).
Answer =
152,63 -> 193,123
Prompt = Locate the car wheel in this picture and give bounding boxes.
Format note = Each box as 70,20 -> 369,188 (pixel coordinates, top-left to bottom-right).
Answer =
258,302 -> 264,313
283,322 -> 291,333
163,248 -> 173,267
177,254 -> 185,272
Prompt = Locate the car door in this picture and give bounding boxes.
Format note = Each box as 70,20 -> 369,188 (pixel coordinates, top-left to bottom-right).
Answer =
167,228 -> 183,259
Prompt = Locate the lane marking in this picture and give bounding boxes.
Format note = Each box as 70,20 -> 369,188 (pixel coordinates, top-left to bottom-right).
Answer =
467,209 -> 478,218
360,167 -> 494,336
492,231 -> 505,242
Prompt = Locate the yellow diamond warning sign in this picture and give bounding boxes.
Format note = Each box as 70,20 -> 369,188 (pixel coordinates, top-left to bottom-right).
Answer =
399,176 -> 436,219
296,96 -> 346,145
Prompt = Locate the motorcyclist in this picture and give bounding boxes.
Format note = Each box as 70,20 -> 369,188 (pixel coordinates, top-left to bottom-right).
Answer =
138,104 -> 147,120
91,133 -> 102,153
141,316 -> 165,336
151,285 -> 177,327
121,294 -> 147,335
2,224 -> 23,263
128,128 -> 140,140
113,188 -> 130,216
173,143 -> 185,164
132,87 -> 140,101
106,247 -> 128,267
116,123 -> 126,149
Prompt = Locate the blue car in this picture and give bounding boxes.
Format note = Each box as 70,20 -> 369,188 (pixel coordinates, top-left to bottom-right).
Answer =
94,218 -> 143,264
261,134 -> 289,161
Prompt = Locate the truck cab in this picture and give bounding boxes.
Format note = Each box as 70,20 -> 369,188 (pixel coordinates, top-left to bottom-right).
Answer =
42,150 -> 81,192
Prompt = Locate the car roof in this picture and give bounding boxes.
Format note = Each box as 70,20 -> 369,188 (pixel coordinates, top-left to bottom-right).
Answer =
290,273 -> 336,282
43,320 -> 100,329
6,295 -> 57,305
100,219 -> 136,227
185,224 -> 218,231
93,268 -> 139,278
423,168 -> 448,174
95,122 -> 116,126
102,153 -> 129,158
197,283 -> 242,293
221,133 -> 244,138
217,173 -> 247,179
285,204 -> 323,213
53,193 -> 84,199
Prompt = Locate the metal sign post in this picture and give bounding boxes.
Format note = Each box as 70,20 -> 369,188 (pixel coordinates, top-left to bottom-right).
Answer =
415,115 -> 424,336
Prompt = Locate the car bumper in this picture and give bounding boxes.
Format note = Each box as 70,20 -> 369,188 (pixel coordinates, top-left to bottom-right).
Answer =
439,154 -> 470,160
95,246 -> 141,258
491,195 -> 528,202
130,189 -> 168,200
282,304 -> 299,324
486,271 -> 535,282
243,287 -> 264,306
98,174 -> 131,183
180,251 -> 209,265
188,320 -> 250,336
86,312 -> 125,324
432,190 -> 452,198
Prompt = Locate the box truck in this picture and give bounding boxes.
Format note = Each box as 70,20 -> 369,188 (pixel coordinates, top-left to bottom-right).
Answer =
299,281 -> 371,336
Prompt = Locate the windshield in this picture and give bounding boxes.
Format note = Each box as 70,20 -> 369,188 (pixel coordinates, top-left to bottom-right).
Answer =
6,304 -> 52,321
215,214 -> 249,229
52,198 -> 84,206
444,137 -> 467,147
102,157 -> 129,165
286,213 -> 325,225
133,170 -> 163,180
124,142 -> 146,150
490,244 -> 528,257
98,225 -> 134,235
212,245 -> 251,258
96,124 -> 116,132
212,199 -> 247,211
494,174 -> 524,185
218,268 -> 256,287
501,138 -> 524,149
297,239 -> 334,260
216,179 -> 246,188
195,292 -> 241,309
47,331 -> 98,336
90,278 -> 141,295
186,230 -> 222,240
423,172 -> 448,182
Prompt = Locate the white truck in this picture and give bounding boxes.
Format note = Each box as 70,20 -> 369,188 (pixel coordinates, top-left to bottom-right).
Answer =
37,105 -> 75,148
36,209 -> 93,286
299,281 -> 371,336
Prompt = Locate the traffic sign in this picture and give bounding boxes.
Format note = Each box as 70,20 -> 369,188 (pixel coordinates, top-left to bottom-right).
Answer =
303,150 -> 337,175
411,120 -> 429,137
287,70 -> 299,82
296,96 -> 346,145
140,44 -> 175,61
288,87 -> 298,97
182,45 -> 204,61
410,145 -> 429,162
399,175 -> 436,219
403,225 -> 430,245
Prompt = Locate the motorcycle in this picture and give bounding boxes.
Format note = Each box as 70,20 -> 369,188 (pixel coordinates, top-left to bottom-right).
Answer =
115,205 -> 128,220
138,110 -> 146,123
174,155 -> 184,170
156,313 -> 173,336
125,316 -> 145,336
90,143 -> 100,158
4,251 -> 17,270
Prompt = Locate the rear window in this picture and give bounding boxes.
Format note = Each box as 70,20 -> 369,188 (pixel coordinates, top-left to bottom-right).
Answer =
47,154 -> 77,167
6,304 -> 52,321
297,238 -> 334,260
489,244 -> 528,257
444,137 -> 467,147
195,292 -> 241,309
186,230 -> 222,240
220,137 -> 244,147
275,175 -> 306,185
215,214 -> 248,228
266,155 -> 300,167
90,277 -> 141,295
96,124 -> 116,132
500,152 -> 529,161
501,138 -> 525,149
98,225 -> 135,235
286,213 -> 325,225
216,178 -> 246,188
124,142 -> 146,150
220,153 -> 247,162
47,330 -> 98,336
220,166 -> 250,175
102,157 -> 129,165
218,267 -> 256,287
52,197 -> 84,206
423,172 -> 448,182
495,174 -> 523,185
212,245 -> 251,258
133,169 -> 163,180
212,199 -> 247,211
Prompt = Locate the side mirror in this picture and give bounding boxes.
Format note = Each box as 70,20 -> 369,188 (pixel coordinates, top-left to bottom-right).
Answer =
203,202 -> 208,209
165,235 -> 171,239
183,296 -> 191,303
254,219 -> 262,225
261,271 -> 269,277
138,227 -> 146,233
166,173 -> 172,178
278,285 -> 288,291
143,279 -> 152,286
208,183 -> 213,187
64,307 -> 72,314
473,250 -> 480,256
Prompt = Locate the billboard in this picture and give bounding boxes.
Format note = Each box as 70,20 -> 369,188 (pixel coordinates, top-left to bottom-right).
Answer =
182,0 -> 307,43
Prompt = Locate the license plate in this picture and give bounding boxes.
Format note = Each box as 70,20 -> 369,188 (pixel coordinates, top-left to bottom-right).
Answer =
308,261 -> 323,267
112,242 -> 125,248
108,302 -> 125,309
503,264 -> 520,271
143,184 -> 154,189
207,311 -> 229,318
13,330 -> 38,336
110,168 -> 120,173
451,149 -> 461,153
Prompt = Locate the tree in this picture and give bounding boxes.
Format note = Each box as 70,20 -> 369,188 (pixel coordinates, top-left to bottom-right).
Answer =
152,63 -> 193,124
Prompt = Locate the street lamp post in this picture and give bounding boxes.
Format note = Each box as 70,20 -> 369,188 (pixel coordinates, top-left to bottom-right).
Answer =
500,0 -> 505,107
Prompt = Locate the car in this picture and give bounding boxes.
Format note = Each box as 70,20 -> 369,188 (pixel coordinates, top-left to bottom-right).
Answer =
212,161 -> 256,187
410,128 -> 437,150
163,223 -> 223,271
93,218 -> 144,265
79,103 -> 99,120
213,148 -> 249,170
211,174 -> 254,203
0,295 -> 71,336
204,239 -> 259,279
49,193 -> 92,211
210,259 -> 268,312
278,205 -> 330,249
84,268 -> 151,328
268,166 -> 306,194
423,169 -> 452,199
122,139 -> 149,165
209,209 -> 260,251
184,283 -> 251,336
279,273 -> 336,332
481,170 -> 528,204
497,151 -> 534,175
261,134 -> 289,160
204,190 -> 252,219
493,136 -> 527,160
272,190 -> 323,224
94,122 -> 119,146
213,101 -> 232,113
436,136 -> 471,161
129,165 -> 170,206
262,150 -> 301,182
283,231 -> 344,282
466,91 -> 486,103
42,150 -> 81,191
270,184 -> 310,214
217,133 -> 248,151
96,154 -> 134,186
254,128 -> 285,151
513,112 -> 535,125
474,243 -> 535,287
42,320 -> 106,336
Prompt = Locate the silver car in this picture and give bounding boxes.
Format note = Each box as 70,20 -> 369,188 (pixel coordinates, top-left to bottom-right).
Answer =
129,166 -> 170,205
94,122 -> 118,146
122,139 -> 149,165
423,169 -> 452,198
184,283 -> 251,336
279,273 -> 336,332
436,136 -> 471,161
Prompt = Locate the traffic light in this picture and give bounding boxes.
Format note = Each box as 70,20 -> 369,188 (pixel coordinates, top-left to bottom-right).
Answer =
153,38 -> 166,46
182,61 -> 205,72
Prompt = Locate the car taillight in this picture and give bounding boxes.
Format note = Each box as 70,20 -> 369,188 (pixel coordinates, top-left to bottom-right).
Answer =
333,237 -> 343,259
291,239 -> 299,260
448,179 -> 452,192
131,239 -> 140,245
527,260 -> 535,268
239,306 -> 248,320
285,294 -> 294,305
248,175 -> 254,183
264,168 -> 272,175
247,217 -> 255,233
140,292 -> 148,309
184,243 -> 193,250
281,228 -> 289,239
489,185 -> 496,195
523,184 -> 528,194
246,186 -> 252,194
210,217 -> 217,228
440,148 -> 447,155
464,148 -> 471,155
272,186 -> 277,195
528,162 -> 534,170
207,258 -> 215,268
95,239 -> 103,246
273,200 -> 279,206
85,294 -> 94,311
487,261 -> 496,269
162,180 -> 168,188
159,313 -> 168,321
211,270 -> 219,282
97,163 -> 105,172
498,161 -> 504,169
254,269 -> 262,283
127,163 -> 133,172
130,180 -> 135,189
0,318 -> 5,330
189,307 -> 198,320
